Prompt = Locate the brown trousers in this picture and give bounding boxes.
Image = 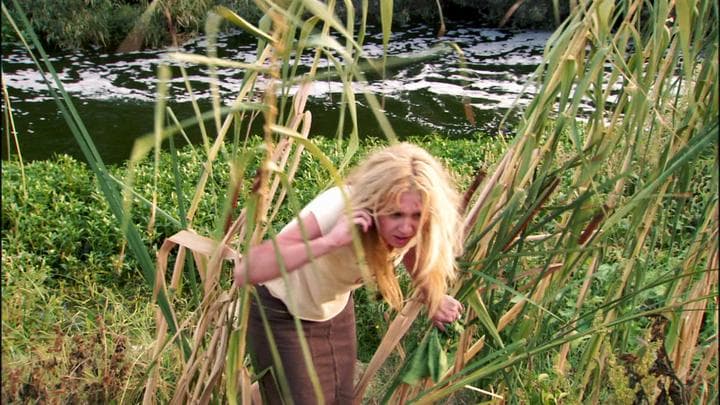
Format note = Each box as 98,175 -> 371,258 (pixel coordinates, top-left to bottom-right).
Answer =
248,285 -> 357,405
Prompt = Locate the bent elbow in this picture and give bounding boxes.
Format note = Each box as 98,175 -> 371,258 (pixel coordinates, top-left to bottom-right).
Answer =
233,260 -> 253,287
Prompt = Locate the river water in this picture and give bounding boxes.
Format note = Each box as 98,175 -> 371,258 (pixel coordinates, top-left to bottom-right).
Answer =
1,20 -> 550,164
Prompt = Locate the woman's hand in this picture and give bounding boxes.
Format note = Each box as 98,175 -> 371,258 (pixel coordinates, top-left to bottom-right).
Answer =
323,209 -> 373,248
431,294 -> 464,331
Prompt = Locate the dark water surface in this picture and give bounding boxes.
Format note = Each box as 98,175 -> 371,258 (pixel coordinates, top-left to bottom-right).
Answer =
2,20 -> 550,164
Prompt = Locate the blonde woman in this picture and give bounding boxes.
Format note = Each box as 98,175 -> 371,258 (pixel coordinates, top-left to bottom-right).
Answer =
235,142 -> 464,404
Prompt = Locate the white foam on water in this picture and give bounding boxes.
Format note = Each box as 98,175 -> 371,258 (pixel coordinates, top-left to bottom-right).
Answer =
3,24 -> 551,107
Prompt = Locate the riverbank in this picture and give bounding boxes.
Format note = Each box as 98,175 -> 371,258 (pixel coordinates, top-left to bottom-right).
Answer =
1,0 -> 567,53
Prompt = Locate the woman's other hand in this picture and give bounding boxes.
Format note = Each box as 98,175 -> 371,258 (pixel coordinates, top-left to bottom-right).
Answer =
323,209 -> 373,248
431,294 -> 463,331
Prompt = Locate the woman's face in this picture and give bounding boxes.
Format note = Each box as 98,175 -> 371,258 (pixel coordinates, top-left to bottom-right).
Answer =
377,190 -> 423,248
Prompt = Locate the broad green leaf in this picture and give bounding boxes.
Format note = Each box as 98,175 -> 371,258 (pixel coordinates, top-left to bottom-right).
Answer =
428,329 -> 447,383
398,328 -> 450,385
468,291 -> 504,348
381,0 -> 393,76
595,0 -> 614,39
675,0 -> 693,78
215,5 -> 274,44
401,331 -> 430,385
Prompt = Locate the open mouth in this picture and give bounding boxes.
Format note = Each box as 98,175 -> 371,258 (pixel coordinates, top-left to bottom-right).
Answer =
393,236 -> 411,246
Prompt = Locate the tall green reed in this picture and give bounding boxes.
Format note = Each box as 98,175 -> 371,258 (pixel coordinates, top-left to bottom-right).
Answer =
1,68 -> 26,196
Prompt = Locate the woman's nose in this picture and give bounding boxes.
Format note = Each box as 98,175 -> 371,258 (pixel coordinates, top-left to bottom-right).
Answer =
400,218 -> 414,233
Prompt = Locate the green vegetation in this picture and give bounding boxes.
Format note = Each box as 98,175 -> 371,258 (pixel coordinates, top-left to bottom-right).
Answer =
1,0 -> 567,52
1,135 -> 496,401
2,131 -> 716,402
1,0 -> 265,51
2,0 -> 718,403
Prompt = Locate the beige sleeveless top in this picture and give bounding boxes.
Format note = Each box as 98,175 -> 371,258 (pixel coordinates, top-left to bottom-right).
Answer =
262,186 -> 364,321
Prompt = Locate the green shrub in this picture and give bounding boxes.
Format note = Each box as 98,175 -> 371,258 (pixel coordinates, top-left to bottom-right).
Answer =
1,0 -> 264,51
2,0 -> 139,50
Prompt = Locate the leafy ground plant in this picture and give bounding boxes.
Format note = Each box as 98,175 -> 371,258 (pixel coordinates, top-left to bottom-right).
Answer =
0,135 -> 489,402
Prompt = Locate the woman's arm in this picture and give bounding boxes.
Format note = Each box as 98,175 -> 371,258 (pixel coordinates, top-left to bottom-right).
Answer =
234,209 -> 373,286
403,247 -> 463,330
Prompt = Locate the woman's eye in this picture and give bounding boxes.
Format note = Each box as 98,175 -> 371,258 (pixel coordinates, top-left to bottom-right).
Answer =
391,212 -> 403,218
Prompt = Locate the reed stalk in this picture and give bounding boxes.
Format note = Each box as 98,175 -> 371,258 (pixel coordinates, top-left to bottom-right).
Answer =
1,71 -> 26,196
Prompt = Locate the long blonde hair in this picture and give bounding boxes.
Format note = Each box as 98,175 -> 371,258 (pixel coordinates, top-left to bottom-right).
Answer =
346,142 -> 463,316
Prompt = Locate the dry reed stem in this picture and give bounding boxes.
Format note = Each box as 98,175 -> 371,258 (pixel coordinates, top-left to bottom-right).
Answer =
265,82 -> 312,224
175,292 -> 234,403
665,204 -> 718,384
146,76 -> 311,401
496,298 -> 525,334
393,383 -> 412,404
197,311 -> 232,403
353,298 -> 424,403
460,167 -> 486,214
501,177 -> 560,252
451,311 -> 476,374
446,332 -> 485,381
514,262 -> 564,292
671,234 -> 719,381
463,335 -> 486,365
689,338 -> 719,399
462,148 -> 514,238
496,266 -> 553,333
145,230 -> 241,403
184,43 -> 272,223
605,181 -> 670,321
173,266 -> 239,397
267,138 -> 307,225
239,368 -> 254,405
170,247 -> 188,288
142,308 -> 168,405
190,315 -> 224,402
555,341 -> 571,377
175,299 -> 215,397
262,86 -> 312,234
459,145 -> 519,294
145,231 -> 235,403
